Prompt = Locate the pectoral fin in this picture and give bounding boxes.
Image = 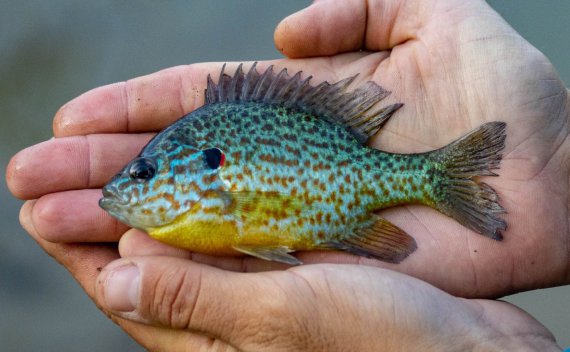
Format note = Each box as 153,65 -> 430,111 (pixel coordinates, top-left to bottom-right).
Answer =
232,245 -> 302,265
320,215 -> 417,264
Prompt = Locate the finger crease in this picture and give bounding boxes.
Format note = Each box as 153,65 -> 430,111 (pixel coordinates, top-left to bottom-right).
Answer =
177,72 -> 188,116
84,135 -> 93,188
184,267 -> 203,330
121,81 -> 132,133
362,0 -> 370,50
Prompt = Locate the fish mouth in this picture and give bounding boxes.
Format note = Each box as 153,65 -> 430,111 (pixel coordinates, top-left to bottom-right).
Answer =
99,185 -> 129,210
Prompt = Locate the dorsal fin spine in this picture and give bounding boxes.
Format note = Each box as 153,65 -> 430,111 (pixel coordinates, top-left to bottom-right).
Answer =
276,70 -> 302,102
264,68 -> 288,101
240,62 -> 257,101
286,75 -> 312,107
227,63 -> 242,102
251,65 -> 273,100
217,64 -> 226,102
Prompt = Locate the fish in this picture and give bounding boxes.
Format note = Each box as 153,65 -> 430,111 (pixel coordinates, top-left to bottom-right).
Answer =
99,63 -> 507,265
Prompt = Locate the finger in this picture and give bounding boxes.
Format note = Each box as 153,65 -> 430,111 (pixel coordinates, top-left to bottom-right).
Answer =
119,229 -> 192,259
52,59 -> 360,138
22,202 -> 237,351
117,227 -> 368,272
275,0 -> 424,58
21,200 -> 120,293
95,256 -> 310,349
7,133 -> 152,200
22,190 -> 128,243
53,62 -> 250,137
118,228 -> 299,272
54,65 -> 204,137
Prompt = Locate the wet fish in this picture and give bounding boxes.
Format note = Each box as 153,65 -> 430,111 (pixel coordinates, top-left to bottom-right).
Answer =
99,63 -> 506,264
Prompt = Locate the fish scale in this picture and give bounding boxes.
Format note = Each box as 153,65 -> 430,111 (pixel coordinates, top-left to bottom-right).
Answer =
100,63 -> 507,265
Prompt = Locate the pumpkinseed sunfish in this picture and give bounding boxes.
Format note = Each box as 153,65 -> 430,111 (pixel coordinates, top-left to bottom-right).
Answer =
99,63 -> 507,264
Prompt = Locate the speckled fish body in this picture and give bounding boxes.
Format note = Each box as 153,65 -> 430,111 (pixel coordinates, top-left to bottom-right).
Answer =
100,63 -> 507,264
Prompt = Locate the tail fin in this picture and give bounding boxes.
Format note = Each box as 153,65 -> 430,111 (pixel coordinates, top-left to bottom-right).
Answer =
432,122 -> 507,240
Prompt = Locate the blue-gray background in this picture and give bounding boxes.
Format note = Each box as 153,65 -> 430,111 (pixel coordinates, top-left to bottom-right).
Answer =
1,1 -> 568,350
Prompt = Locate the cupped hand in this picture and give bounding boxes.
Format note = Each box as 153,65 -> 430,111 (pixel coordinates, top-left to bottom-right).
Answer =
8,0 -> 569,298
6,0 -> 570,349
20,225 -> 561,351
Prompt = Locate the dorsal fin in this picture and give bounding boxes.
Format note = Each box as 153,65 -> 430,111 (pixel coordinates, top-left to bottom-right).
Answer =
205,63 -> 403,144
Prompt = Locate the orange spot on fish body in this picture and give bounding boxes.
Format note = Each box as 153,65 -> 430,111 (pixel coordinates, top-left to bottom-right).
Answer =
231,151 -> 241,161
354,197 -> 361,207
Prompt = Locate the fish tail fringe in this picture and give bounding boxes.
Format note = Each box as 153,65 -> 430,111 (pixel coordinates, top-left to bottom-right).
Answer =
433,122 -> 507,240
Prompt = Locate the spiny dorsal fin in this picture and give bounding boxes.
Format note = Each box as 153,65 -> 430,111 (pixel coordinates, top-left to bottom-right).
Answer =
205,63 -> 403,144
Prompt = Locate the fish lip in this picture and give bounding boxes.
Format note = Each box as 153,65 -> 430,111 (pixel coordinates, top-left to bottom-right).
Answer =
100,186 -> 129,207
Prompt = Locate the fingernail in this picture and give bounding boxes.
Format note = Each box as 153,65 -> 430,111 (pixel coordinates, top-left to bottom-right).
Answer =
104,264 -> 140,312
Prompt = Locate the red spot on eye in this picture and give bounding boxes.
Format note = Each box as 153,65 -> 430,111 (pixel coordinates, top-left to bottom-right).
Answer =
219,151 -> 225,167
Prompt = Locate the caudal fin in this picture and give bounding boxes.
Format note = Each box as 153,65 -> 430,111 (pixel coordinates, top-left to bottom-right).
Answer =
432,122 -> 507,240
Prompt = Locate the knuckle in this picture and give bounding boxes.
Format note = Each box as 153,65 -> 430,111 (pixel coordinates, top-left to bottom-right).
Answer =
237,277 -> 315,349
149,266 -> 201,329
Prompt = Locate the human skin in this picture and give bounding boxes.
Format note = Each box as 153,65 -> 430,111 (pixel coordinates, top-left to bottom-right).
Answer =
6,0 -> 569,350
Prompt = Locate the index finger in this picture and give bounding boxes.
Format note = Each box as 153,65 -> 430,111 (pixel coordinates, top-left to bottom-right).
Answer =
52,59 -> 351,138
54,64 -> 212,137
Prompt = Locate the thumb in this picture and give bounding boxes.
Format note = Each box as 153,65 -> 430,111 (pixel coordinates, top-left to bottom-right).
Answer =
274,0 -> 367,58
274,0 -> 426,58
95,256 -> 315,350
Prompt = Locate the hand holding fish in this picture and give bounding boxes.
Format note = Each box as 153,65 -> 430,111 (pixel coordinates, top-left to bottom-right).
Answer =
89,248 -> 556,351
7,0 -> 568,350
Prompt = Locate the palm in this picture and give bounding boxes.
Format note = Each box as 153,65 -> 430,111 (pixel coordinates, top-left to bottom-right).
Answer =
379,5 -> 569,297
274,4 -> 570,297
385,23 -> 569,296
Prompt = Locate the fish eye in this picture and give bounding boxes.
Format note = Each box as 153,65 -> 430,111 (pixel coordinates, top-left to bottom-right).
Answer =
129,158 -> 156,180
203,148 -> 225,169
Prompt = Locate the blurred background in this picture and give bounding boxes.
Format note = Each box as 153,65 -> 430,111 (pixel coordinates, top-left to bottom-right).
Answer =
1,1 -> 568,350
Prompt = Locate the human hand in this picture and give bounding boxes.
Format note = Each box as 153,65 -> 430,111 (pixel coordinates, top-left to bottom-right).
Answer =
17,227 -> 560,351
274,0 -> 570,296
6,0 -> 570,349
8,0 -> 569,298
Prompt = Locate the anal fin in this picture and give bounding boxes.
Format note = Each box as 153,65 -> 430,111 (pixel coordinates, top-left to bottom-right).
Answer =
320,216 -> 417,264
232,245 -> 302,265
